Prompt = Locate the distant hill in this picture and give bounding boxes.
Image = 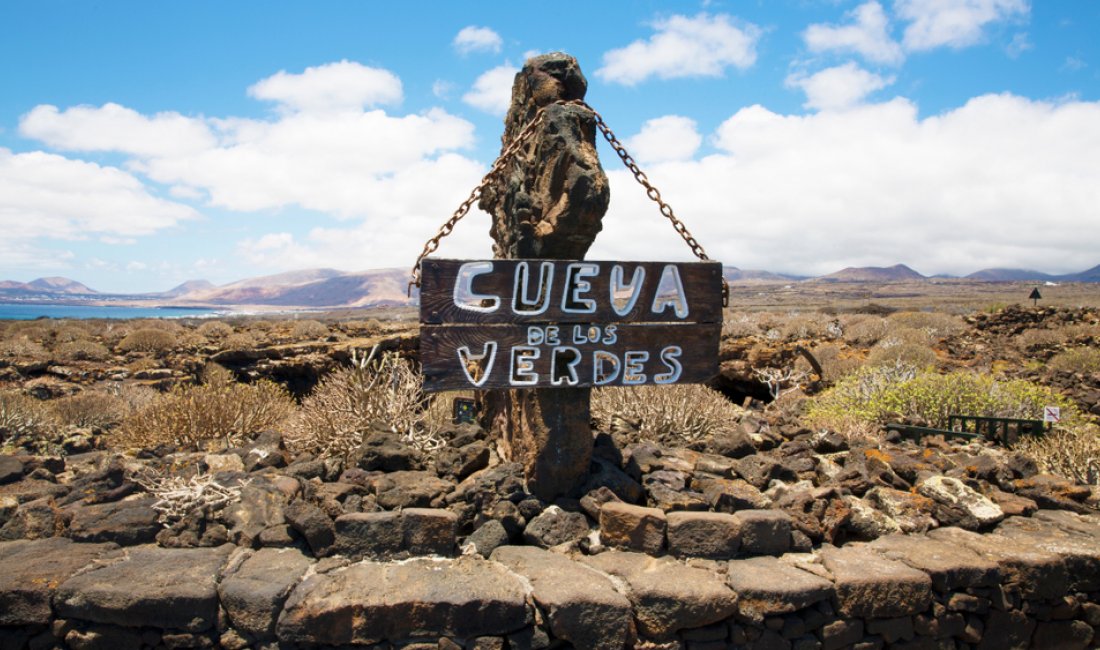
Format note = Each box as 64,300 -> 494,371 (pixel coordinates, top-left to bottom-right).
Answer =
0,276 -> 98,299
1063,264 -> 1100,282
966,268 -> 1058,282
160,280 -> 216,297
815,264 -> 926,282
175,268 -> 412,308
722,267 -> 800,282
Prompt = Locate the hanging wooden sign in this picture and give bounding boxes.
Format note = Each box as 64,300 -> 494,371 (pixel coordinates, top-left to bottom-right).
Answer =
419,258 -> 723,392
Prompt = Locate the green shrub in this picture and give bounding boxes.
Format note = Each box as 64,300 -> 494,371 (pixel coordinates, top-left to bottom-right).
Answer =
115,367 -> 293,449
286,350 -> 443,458
592,384 -> 744,444
1049,348 -> 1100,374
118,328 -> 177,354
806,366 -> 1080,434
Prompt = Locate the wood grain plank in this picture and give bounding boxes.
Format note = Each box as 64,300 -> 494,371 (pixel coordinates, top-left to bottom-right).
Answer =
421,323 -> 719,391
420,258 -> 723,324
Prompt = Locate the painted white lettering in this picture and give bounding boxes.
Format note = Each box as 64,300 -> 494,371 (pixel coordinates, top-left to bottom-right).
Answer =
509,346 -> 540,386
550,346 -> 582,386
602,324 -> 618,345
610,265 -> 645,316
561,262 -> 599,313
513,261 -> 554,315
650,264 -> 690,319
654,346 -> 683,384
456,341 -> 498,387
593,351 -> 621,385
526,326 -> 544,346
623,350 -> 649,384
544,325 -> 560,346
453,262 -> 500,313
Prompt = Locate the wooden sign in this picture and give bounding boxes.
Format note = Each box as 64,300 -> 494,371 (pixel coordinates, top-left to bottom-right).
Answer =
419,259 -> 723,392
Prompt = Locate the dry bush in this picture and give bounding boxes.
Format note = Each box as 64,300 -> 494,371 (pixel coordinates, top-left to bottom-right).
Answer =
0,337 -> 49,360
118,328 -> 177,355
51,390 -> 129,429
0,391 -> 56,445
722,314 -> 761,338
843,317 -> 889,346
248,319 -> 274,332
131,471 -> 245,525
592,384 -> 743,444
867,338 -> 938,369
127,356 -> 162,373
51,324 -> 90,343
196,321 -> 233,339
224,332 -> 257,349
6,322 -> 51,342
131,319 -> 184,334
291,319 -> 329,339
55,339 -> 111,362
798,343 -> 863,382
887,311 -> 964,339
115,366 -> 293,449
1015,424 -> 1100,485
1014,327 -> 1066,351
1050,347 -> 1100,374
342,319 -> 385,336
286,349 -> 443,458
780,314 -> 827,341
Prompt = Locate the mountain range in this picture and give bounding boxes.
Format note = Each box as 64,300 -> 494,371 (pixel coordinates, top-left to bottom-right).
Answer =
2,262 -> 1097,309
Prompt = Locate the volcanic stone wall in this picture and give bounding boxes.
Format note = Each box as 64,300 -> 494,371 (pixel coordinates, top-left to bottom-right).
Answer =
3,508 -> 1100,649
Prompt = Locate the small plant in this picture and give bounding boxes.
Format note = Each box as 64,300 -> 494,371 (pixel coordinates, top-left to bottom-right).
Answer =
115,365 -> 294,449
798,343 -> 863,382
118,328 -> 177,355
0,337 -> 49,360
843,317 -> 889,346
286,347 -> 444,458
886,311 -> 964,339
866,341 -> 937,369
196,321 -> 234,340
131,470 -> 246,524
592,384 -> 743,443
753,366 -> 808,401
291,319 -> 329,339
1049,347 -> 1100,375
51,390 -> 129,429
223,332 -> 257,349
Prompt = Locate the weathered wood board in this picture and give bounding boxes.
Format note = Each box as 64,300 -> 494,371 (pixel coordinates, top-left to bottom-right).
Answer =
420,258 -> 723,324
421,323 -> 719,391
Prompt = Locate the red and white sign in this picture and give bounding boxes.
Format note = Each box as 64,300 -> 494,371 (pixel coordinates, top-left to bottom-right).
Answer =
1043,406 -> 1061,423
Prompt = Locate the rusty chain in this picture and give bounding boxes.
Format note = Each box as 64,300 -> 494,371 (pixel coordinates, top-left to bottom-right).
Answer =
409,99 -> 726,306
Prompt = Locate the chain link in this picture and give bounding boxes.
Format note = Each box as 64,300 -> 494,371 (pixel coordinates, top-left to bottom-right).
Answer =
409,99 -> 724,305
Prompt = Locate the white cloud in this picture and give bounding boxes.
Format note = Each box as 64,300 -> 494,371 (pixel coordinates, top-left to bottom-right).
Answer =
625,116 -> 702,164
432,79 -> 455,99
587,94 -> 1100,277
786,63 -> 895,111
247,60 -> 403,112
803,2 -> 904,65
462,64 -> 517,115
0,148 -> 198,242
1005,32 -> 1031,58
596,13 -> 761,85
453,26 -> 503,55
896,0 -> 1029,52
20,103 -> 216,157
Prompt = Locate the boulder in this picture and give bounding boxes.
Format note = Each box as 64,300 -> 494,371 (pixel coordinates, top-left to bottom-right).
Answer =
726,556 -> 833,620
867,533 -> 1000,591
283,499 -> 335,556
843,495 -> 902,540
0,455 -> 24,484
352,429 -> 422,472
736,509 -> 792,556
435,441 -> 490,481
371,470 -> 453,509
710,429 -> 756,459
927,526 -> 1068,600
492,546 -> 635,649
523,506 -> 589,548
695,477 -> 771,512
54,544 -> 233,631
334,511 -> 403,558
0,496 -> 62,541
466,519 -> 510,558
402,508 -> 458,556
996,515 -> 1100,592
665,511 -> 740,559
865,487 -> 937,533
599,501 -> 666,554
219,547 -> 312,640
1013,474 -> 1093,513
277,556 -> 528,644
66,497 -> 160,545
917,476 -> 1004,530
818,544 -> 932,618
0,538 -> 117,625
581,550 -> 738,640
223,481 -> 288,548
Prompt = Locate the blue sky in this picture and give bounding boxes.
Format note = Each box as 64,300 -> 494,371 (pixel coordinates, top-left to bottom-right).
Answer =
1,0 -> 1097,293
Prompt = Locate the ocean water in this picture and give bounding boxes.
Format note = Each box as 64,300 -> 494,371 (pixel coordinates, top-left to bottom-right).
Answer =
0,303 -> 223,320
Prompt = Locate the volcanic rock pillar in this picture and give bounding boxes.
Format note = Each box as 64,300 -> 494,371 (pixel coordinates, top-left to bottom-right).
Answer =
478,53 -> 610,500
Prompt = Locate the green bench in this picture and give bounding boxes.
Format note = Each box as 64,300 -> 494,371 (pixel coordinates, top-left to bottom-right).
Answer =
886,414 -> 1046,446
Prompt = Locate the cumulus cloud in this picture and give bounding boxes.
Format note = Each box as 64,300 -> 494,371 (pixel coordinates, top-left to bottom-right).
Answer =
247,60 -> 402,112
625,116 -> 702,164
462,64 -> 517,115
786,63 -> 895,111
453,26 -> 503,55
803,2 -> 904,65
587,94 -> 1100,277
20,103 -> 216,157
896,0 -> 1029,52
596,13 -> 761,85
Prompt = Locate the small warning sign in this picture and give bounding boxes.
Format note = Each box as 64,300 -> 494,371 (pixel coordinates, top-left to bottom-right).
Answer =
1043,406 -> 1061,423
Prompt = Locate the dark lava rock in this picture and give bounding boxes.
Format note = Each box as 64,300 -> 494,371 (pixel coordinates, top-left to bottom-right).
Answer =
523,507 -> 590,548
283,500 -> 335,556
66,497 -> 160,545
710,429 -> 756,459
371,471 -> 454,509
0,456 -> 24,484
435,441 -> 490,481
351,429 -> 422,472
